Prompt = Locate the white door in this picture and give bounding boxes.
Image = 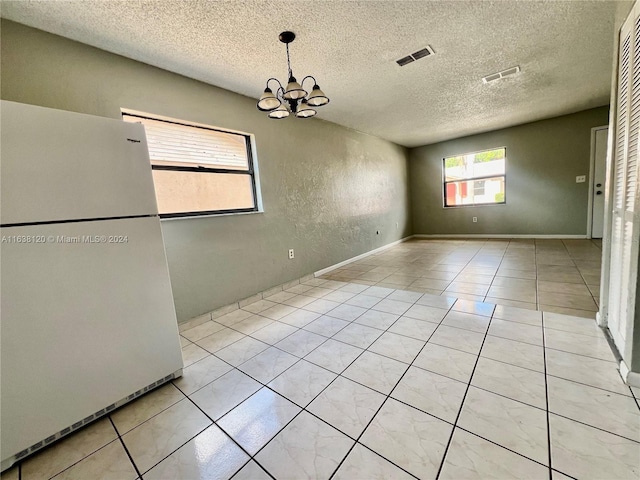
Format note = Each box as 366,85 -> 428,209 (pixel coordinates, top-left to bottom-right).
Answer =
604,3 -> 640,360
591,127 -> 608,238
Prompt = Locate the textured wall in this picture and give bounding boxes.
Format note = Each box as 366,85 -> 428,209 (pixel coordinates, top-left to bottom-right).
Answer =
409,107 -> 610,235
1,20 -> 411,322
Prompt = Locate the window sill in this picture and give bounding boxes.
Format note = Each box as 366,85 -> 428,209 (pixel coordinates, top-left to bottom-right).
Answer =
160,210 -> 264,221
443,203 -> 506,209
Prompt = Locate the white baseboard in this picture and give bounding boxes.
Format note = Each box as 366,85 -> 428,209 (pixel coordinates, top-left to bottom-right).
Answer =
412,234 -> 589,239
619,360 -> 640,388
314,236 -> 413,277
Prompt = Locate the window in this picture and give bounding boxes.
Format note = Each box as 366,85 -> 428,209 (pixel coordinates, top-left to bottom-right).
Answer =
122,111 -> 260,218
443,147 -> 506,207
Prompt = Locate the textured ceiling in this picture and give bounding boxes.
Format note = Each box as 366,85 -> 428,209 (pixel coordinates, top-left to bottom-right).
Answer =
0,0 -> 626,147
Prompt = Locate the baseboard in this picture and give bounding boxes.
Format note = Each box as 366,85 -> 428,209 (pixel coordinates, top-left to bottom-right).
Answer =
619,360 -> 640,388
412,234 -> 589,239
179,273 -> 316,328
314,236 -> 413,277
181,236 -> 412,327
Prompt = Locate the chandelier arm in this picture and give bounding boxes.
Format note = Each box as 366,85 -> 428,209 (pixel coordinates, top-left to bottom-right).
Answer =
266,77 -> 284,91
301,76 -> 318,89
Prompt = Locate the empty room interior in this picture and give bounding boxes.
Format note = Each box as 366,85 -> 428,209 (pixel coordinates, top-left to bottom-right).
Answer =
2,1 -> 640,479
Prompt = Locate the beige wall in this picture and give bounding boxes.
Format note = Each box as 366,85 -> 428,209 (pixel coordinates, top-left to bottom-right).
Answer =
1,20 -> 411,322
409,107 -> 610,236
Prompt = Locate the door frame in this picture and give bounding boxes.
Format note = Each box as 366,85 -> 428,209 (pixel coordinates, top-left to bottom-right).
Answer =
587,125 -> 610,239
598,9 -> 623,331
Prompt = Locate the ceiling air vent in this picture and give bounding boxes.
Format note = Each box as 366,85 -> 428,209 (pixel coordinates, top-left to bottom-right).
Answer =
396,45 -> 435,66
397,55 -> 415,67
482,65 -> 521,83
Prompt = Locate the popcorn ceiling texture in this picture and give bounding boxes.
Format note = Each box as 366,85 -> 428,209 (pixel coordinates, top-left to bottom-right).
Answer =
0,0 -> 625,147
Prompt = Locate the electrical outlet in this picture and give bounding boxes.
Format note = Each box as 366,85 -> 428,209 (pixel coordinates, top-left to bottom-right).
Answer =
288,249 -> 294,259
576,175 -> 586,183
396,222 -> 399,230
472,217 -> 478,223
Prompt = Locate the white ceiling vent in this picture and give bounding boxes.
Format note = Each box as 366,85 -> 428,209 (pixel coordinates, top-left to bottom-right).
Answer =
482,66 -> 521,83
396,45 -> 435,66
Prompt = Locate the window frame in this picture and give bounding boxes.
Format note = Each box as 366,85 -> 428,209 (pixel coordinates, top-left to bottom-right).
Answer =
121,110 -> 262,219
442,147 -> 507,208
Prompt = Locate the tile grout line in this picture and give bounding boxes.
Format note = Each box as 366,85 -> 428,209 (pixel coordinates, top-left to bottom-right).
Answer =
434,309 -> 495,480
631,386 -> 640,411
546,412 -> 640,444
535,238 -> 541,312
541,311 -> 554,480
561,238 -> 600,308
249,286 -> 413,422
239,324 -> 378,475
213,291 -> 410,470
192,287 -> 403,405
108,417 -> 143,479
453,424 -> 552,470
482,238 -> 509,304
339,345 -> 640,446
172,381 -> 278,480
327,293 -> 461,479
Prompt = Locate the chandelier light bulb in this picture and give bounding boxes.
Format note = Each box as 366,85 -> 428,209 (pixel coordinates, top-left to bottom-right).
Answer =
296,99 -> 317,118
283,77 -> 306,100
268,104 -> 290,119
307,84 -> 330,107
257,88 -> 281,111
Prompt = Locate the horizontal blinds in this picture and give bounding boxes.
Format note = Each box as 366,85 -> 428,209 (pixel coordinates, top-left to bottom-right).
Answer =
123,114 -> 249,169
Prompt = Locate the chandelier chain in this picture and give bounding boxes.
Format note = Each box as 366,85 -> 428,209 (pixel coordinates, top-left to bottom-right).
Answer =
286,43 -> 292,78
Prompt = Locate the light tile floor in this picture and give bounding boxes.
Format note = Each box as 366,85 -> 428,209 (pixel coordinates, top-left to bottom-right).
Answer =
324,238 -> 603,318
5,239 -> 640,480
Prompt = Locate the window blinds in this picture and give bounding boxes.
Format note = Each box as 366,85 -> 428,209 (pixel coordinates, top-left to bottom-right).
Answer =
122,114 -> 249,170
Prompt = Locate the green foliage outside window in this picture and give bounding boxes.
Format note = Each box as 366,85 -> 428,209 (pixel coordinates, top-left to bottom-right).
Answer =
445,156 -> 464,168
445,148 -> 504,168
474,149 -> 505,163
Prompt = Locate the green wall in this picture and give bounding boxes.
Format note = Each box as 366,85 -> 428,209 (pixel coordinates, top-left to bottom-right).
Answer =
410,107 -> 610,236
0,20 -> 411,322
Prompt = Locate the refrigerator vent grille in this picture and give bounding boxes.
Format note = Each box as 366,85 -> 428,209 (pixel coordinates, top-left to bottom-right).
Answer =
7,371 -> 180,467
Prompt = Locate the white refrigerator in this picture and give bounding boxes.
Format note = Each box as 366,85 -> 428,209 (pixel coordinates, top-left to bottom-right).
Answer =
0,100 -> 184,471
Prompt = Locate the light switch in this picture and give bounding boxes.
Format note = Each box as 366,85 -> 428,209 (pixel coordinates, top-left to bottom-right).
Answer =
576,175 -> 586,183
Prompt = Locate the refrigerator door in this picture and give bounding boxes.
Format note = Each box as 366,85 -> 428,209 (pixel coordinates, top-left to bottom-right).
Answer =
1,101 -> 158,225
0,216 -> 183,461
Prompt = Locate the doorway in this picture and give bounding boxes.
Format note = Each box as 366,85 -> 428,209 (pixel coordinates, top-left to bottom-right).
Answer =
589,126 -> 608,239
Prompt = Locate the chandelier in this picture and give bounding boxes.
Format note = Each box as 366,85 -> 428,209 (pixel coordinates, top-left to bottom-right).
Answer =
257,31 -> 330,119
